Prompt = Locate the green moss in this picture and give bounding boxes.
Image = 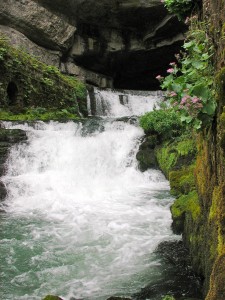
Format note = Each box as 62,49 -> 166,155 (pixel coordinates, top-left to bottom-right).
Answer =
0,35 -> 87,116
209,185 -> 225,256
209,186 -> 222,220
156,138 -> 196,178
156,143 -> 177,177
171,190 -> 200,221
0,108 -> 80,121
42,296 -> 62,300
220,111 -> 225,127
169,164 -> 196,196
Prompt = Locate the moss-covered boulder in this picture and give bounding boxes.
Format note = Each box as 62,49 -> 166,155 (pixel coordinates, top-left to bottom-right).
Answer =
42,296 -> 63,300
171,191 -> 201,234
169,164 -> 196,196
156,137 -> 199,235
156,138 -> 196,178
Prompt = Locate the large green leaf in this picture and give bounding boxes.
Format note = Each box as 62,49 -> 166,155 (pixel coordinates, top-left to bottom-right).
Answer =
202,101 -> 216,115
192,84 -> 209,100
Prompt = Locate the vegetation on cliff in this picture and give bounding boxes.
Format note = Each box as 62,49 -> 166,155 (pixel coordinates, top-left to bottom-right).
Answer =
0,35 -> 87,120
139,0 -> 225,299
157,18 -> 216,130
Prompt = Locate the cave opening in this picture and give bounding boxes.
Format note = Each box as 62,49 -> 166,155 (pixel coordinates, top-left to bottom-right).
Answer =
7,82 -> 18,106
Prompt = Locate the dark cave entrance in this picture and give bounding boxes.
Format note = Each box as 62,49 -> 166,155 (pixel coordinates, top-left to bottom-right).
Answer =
7,82 -> 18,106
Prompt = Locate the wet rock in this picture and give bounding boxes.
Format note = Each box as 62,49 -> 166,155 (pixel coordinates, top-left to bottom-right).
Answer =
0,128 -> 27,201
42,296 -> 63,300
139,135 -> 158,150
0,181 -> 7,200
136,135 -> 158,171
0,128 -> 27,143
134,241 -> 203,300
136,148 -> 158,171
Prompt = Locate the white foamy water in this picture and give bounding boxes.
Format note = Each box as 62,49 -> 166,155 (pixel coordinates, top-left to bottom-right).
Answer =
0,89 -> 175,300
89,88 -> 163,117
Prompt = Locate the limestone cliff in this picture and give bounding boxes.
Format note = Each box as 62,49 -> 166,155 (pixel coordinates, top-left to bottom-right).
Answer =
0,0 -> 186,89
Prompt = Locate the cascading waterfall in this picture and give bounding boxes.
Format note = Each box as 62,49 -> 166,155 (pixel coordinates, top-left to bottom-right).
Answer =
88,88 -> 163,117
0,89 -> 178,300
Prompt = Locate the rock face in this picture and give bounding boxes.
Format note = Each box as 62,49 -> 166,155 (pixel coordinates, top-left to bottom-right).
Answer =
0,0 -> 76,50
156,1 -> 225,299
183,1 -> 225,299
0,127 -> 27,202
0,0 -> 186,89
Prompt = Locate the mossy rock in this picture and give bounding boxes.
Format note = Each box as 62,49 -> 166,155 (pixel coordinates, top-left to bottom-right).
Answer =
171,190 -> 201,234
0,128 -> 27,143
0,35 -> 87,116
42,295 -> 63,300
169,164 -> 196,196
206,254 -> 225,300
139,135 -> 158,150
219,111 -> 225,151
156,138 -> 197,178
216,67 -> 225,107
136,148 -> 158,171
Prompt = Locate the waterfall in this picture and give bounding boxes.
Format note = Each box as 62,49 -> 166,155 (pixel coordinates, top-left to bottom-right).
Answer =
88,88 -> 163,116
0,89 -> 176,300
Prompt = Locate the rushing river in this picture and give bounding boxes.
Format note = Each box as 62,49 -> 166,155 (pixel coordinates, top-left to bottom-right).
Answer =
0,89 -> 194,300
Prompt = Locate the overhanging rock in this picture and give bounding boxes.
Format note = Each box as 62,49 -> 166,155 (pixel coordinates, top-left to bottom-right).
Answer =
0,0 -> 187,89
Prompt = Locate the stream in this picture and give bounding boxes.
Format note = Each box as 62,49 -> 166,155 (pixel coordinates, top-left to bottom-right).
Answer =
0,89 -> 201,300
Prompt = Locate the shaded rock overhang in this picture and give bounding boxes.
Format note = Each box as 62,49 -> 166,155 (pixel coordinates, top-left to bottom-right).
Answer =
0,0 -> 187,90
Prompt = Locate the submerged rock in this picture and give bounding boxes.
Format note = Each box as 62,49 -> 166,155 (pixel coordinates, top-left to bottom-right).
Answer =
42,296 -> 63,300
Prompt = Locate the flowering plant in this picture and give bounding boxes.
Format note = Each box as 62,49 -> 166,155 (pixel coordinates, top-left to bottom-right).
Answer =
156,20 -> 216,130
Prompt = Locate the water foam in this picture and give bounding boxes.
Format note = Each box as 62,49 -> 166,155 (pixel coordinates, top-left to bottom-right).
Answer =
0,89 -> 175,300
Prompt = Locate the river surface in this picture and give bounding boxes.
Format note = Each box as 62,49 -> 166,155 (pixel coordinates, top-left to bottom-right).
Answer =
0,89 -> 180,300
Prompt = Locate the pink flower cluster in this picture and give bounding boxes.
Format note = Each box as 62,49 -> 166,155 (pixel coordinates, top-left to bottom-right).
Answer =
167,68 -> 174,73
179,94 -> 203,116
156,75 -> 164,81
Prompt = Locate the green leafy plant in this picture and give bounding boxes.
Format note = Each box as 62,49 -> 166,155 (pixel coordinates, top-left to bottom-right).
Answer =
156,19 -> 216,130
140,108 -> 183,139
163,0 -> 196,20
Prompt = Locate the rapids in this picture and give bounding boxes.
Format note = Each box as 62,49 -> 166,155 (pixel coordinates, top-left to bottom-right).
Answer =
0,89 -> 178,300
